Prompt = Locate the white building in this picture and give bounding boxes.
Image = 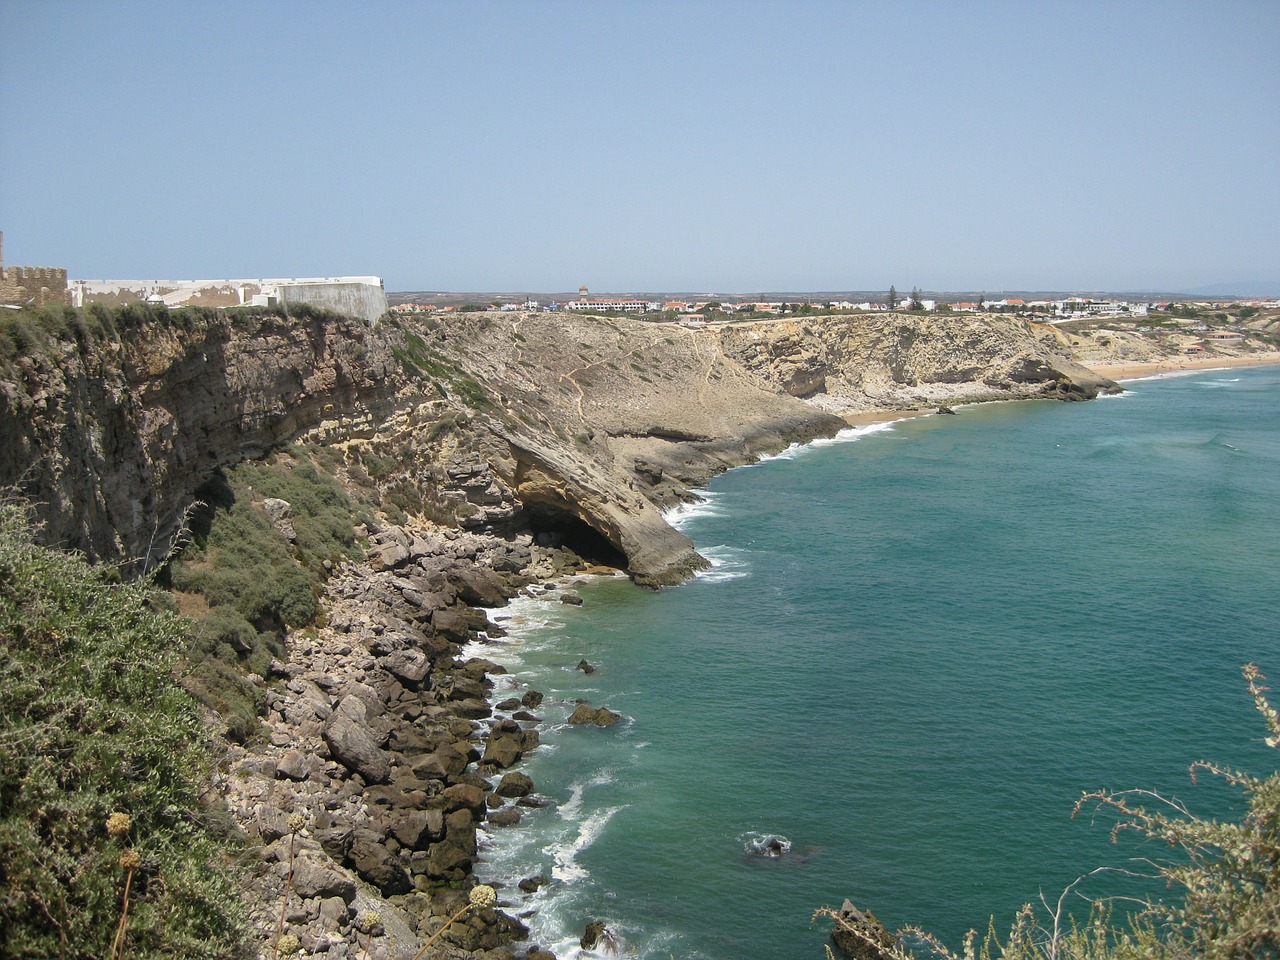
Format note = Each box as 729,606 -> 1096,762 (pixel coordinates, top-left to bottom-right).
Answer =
71,276 -> 388,325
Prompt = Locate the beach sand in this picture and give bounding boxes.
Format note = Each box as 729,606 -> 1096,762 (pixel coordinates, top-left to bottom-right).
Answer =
1082,351 -> 1280,382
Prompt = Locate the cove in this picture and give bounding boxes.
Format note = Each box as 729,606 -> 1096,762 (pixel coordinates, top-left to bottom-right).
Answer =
475,366 -> 1280,960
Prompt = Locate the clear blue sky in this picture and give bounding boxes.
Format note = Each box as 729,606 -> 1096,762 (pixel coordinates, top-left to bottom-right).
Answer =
2,0 -> 1277,293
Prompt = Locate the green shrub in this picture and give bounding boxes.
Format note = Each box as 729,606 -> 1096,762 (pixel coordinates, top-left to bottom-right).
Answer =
0,501 -> 250,958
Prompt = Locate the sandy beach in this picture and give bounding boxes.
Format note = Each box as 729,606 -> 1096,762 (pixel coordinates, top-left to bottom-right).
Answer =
1082,351 -> 1280,382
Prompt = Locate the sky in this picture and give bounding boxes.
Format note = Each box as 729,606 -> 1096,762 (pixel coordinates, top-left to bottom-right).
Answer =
2,0 -> 1277,294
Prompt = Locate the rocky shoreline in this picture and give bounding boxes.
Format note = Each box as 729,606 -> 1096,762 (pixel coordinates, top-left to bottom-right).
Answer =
220,520 -> 603,959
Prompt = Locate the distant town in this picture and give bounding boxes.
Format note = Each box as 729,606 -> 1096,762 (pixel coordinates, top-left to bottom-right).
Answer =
387,285 -> 1280,326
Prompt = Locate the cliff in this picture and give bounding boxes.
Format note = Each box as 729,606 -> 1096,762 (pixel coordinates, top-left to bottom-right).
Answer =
0,304 -> 1114,586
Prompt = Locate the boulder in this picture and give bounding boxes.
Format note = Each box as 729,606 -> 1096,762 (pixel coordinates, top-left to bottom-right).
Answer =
518,876 -> 549,893
495,772 -> 534,798
487,807 -> 522,827
380,648 -> 430,687
567,704 -> 622,727
346,829 -> 411,896
582,921 -> 619,952
291,856 -> 357,903
383,809 -> 444,850
482,720 -> 526,769
262,497 -> 296,541
521,690 -> 544,709
576,659 -> 595,674
560,591 -> 584,606
322,697 -> 391,784
275,748 -> 313,782
441,783 -> 487,816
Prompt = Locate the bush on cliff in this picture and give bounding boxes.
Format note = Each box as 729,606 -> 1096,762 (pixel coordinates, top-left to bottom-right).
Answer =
0,501 -> 250,958
169,453 -> 366,739
820,664 -> 1280,960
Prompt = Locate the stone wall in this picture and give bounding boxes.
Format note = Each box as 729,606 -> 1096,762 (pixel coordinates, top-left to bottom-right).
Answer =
0,265 -> 70,307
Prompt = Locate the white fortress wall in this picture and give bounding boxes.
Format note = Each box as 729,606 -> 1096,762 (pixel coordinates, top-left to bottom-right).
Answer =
70,277 -> 388,325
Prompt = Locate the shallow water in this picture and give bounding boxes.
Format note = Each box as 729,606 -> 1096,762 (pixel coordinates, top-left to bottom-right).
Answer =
474,366 -> 1280,959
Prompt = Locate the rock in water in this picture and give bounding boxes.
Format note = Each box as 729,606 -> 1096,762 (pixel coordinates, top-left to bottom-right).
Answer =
581,920 -> 621,952
576,659 -> 595,674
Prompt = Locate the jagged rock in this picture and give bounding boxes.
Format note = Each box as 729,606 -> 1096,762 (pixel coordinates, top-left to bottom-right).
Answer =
576,659 -> 595,674
560,591 -> 584,606
262,497 -> 296,541
441,783 -> 486,815
829,899 -> 898,960
446,675 -> 491,702
411,745 -> 468,781
369,540 -> 411,570
275,748 -> 313,782
521,690 -> 544,709
450,697 -> 492,720
582,920 -> 618,951
427,818 -> 477,878
519,876 -> 549,893
322,697 -> 391,784
383,809 -> 445,850
380,648 -> 430,687
481,720 -> 526,769
495,697 -> 522,711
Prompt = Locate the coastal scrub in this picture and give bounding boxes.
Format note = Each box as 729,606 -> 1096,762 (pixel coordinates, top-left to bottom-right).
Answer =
0,500 -> 250,958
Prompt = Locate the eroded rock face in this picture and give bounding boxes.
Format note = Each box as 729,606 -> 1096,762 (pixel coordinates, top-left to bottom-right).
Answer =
0,307 -> 399,572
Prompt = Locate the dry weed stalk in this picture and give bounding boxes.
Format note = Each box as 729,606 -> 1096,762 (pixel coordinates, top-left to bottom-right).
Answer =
272,812 -> 307,959
408,885 -> 496,960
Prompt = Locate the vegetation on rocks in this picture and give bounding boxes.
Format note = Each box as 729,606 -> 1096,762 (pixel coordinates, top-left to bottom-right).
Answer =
169,452 -> 369,741
0,501 -> 250,958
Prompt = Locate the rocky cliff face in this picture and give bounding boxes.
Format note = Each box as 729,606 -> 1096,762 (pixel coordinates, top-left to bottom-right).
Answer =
0,306 -> 401,572
1,306 -> 1114,585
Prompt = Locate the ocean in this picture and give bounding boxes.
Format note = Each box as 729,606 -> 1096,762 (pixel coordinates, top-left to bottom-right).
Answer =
470,365 -> 1280,960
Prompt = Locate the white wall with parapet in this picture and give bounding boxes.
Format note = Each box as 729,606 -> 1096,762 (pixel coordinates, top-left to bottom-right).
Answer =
70,276 -> 388,324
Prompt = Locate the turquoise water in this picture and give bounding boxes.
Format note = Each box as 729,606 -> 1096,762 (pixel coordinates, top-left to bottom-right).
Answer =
473,366 -> 1280,959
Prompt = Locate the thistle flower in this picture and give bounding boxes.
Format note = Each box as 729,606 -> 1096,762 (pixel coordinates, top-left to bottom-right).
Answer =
469,884 -> 497,909
106,812 -> 132,837
118,849 -> 141,870
276,932 -> 300,956
287,812 -> 307,833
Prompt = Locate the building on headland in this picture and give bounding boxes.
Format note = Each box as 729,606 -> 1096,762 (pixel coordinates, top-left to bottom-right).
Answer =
0,232 -> 70,307
565,297 -> 658,313
71,276 -> 388,325
565,286 -> 660,313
